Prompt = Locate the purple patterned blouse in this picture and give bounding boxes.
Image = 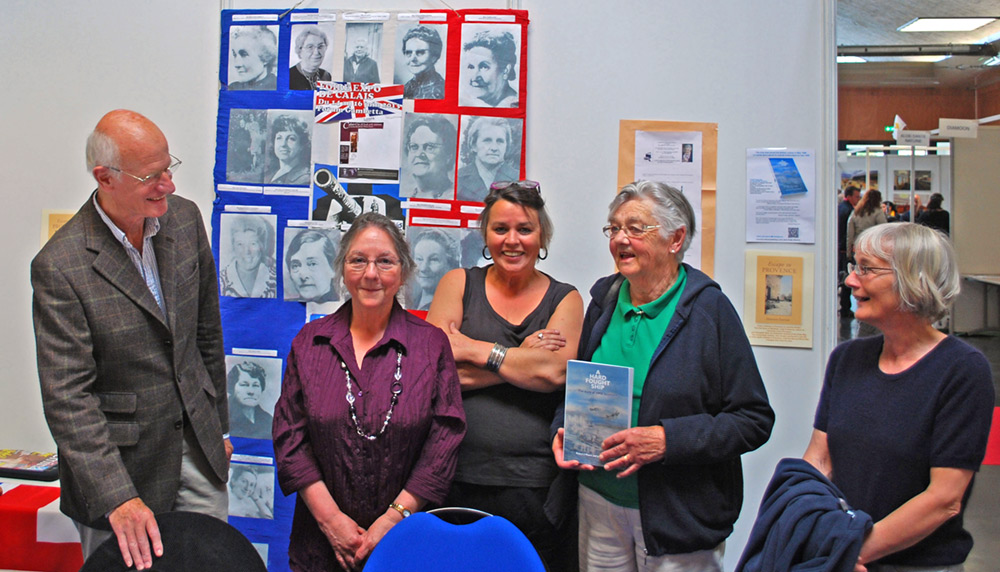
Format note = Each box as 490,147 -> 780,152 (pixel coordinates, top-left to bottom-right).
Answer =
274,301 -> 465,571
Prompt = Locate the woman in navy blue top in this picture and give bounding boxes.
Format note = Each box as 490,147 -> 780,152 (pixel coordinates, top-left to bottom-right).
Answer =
805,222 -> 994,571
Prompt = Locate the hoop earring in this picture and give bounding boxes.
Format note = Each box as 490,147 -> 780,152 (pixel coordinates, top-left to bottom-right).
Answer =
538,248 -> 548,261
482,245 -> 492,260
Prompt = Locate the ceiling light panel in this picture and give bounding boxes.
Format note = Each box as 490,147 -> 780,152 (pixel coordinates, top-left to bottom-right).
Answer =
898,18 -> 996,32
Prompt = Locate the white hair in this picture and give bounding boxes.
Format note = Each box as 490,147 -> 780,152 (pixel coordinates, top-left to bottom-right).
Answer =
85,129 -> 121,180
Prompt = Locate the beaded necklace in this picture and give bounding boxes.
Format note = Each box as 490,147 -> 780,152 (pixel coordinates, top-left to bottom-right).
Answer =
341,349 -> 402,441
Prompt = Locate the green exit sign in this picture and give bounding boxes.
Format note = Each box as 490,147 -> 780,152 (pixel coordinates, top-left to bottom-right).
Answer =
884,125 -> 894,132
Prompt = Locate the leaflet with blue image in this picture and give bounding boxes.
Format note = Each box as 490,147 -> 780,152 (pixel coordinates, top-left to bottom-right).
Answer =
769,157 -> 809,196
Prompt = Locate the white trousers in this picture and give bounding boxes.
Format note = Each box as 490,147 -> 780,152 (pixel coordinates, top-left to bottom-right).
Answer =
76,425 -> 228,558
578,484 -> 725,572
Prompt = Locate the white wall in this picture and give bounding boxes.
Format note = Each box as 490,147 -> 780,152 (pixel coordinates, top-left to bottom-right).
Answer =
1,1 -> 837,567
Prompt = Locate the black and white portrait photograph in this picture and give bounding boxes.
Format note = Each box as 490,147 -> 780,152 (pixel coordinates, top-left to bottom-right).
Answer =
228,463 -> 275,520
265,110 -> 312,186
283,227 -> 341,304
225,355 -> 282,439
228,25 -> 278,90
398,113 -> 458,199
343,22 -> 383,84
393,23 -> 447,100
405,226 -> 463,311
458,24 -> 520,108
227,109 -> 268,184
289,23 -> 334,91
219,213 -> 277,298
457,116 -> 522,202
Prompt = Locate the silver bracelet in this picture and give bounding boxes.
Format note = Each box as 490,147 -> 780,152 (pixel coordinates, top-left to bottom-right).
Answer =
485,343 -> 508,372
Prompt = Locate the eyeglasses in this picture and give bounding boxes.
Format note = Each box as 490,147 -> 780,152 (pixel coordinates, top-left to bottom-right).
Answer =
406,143 -> 442,155
489,180 -> 541,194
602,223 -> 661,239
106,154 -> 182,185
346,256 -> 401,273
301,42 -> 327,53
847,262 -> 893,277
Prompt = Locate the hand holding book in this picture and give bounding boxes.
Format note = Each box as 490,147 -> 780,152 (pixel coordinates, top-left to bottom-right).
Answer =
597,425 -> 667,478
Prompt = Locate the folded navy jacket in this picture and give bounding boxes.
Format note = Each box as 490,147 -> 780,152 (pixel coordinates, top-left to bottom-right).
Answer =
736,458 -> 873,572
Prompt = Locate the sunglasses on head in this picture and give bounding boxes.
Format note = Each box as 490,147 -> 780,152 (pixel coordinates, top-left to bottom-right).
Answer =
489,180 -> 541,194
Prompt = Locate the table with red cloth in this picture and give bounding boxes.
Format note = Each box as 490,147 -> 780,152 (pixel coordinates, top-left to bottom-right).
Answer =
0,482 -> 82,572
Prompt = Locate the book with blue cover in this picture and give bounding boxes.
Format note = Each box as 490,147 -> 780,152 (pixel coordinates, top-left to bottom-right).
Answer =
769,157 -> 809,196
562,359 -> 633,466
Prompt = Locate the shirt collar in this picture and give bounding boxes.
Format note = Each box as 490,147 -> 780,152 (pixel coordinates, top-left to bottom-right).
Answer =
617,265 -> 687,320
92,191 -> 161,247
297,63 -> 321,82
318,299 -> 410,354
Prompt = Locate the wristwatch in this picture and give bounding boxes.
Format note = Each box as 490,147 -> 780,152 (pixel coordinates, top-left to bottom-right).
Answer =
389,502 -> 411,518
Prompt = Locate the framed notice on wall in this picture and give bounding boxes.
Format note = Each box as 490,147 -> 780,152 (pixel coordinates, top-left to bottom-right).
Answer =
742,250 -> 814,348
618,120 -> 717,276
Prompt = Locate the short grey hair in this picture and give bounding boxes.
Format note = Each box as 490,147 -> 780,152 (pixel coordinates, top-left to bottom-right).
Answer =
608,180 -> 696,260
294,25 -> 328,53
85,128 -> 121,174
853,222 -> 959,322
334,213 -> 416,286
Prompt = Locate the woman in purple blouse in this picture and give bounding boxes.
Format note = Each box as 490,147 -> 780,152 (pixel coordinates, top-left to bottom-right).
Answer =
274,212 -> 466,572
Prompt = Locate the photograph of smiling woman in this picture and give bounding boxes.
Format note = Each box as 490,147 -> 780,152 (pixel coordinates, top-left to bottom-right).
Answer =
289,24 -> 334,91
404,226 -> 462,311
228,463 -> 275,519
458,24 -> 520,108
265,110 -> 312,186
218,213 -> 277,298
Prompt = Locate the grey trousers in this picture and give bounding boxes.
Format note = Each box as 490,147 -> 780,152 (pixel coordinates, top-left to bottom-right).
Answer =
76,425 -> 228,559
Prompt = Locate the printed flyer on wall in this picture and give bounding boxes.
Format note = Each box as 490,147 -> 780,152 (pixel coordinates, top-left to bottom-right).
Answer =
634,130 -> 703,267
563,360 -> 633,466
742,250 -> 814,348
746,148 -> 815,244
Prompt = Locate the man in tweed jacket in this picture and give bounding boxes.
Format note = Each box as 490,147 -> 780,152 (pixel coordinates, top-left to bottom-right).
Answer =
31,110 -> 231,570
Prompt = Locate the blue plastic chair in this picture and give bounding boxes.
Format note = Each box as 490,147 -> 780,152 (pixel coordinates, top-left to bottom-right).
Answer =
363,509 -> 546,572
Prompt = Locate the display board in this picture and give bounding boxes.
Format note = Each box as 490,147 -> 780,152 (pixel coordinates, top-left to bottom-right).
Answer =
212,8 -> 529,568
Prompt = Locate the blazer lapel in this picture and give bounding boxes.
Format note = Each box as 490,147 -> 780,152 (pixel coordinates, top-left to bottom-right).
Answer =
83,200 -> 170,329
153,208 -> 178,334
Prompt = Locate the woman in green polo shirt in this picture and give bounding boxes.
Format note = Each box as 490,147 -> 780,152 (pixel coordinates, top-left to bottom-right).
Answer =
553,180 -> 774,571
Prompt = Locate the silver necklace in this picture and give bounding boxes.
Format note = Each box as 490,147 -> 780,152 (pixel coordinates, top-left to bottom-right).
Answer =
341,349 -> 402,441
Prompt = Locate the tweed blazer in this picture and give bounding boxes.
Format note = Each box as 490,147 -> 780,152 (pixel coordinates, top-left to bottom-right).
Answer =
31,193 -> 229,528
